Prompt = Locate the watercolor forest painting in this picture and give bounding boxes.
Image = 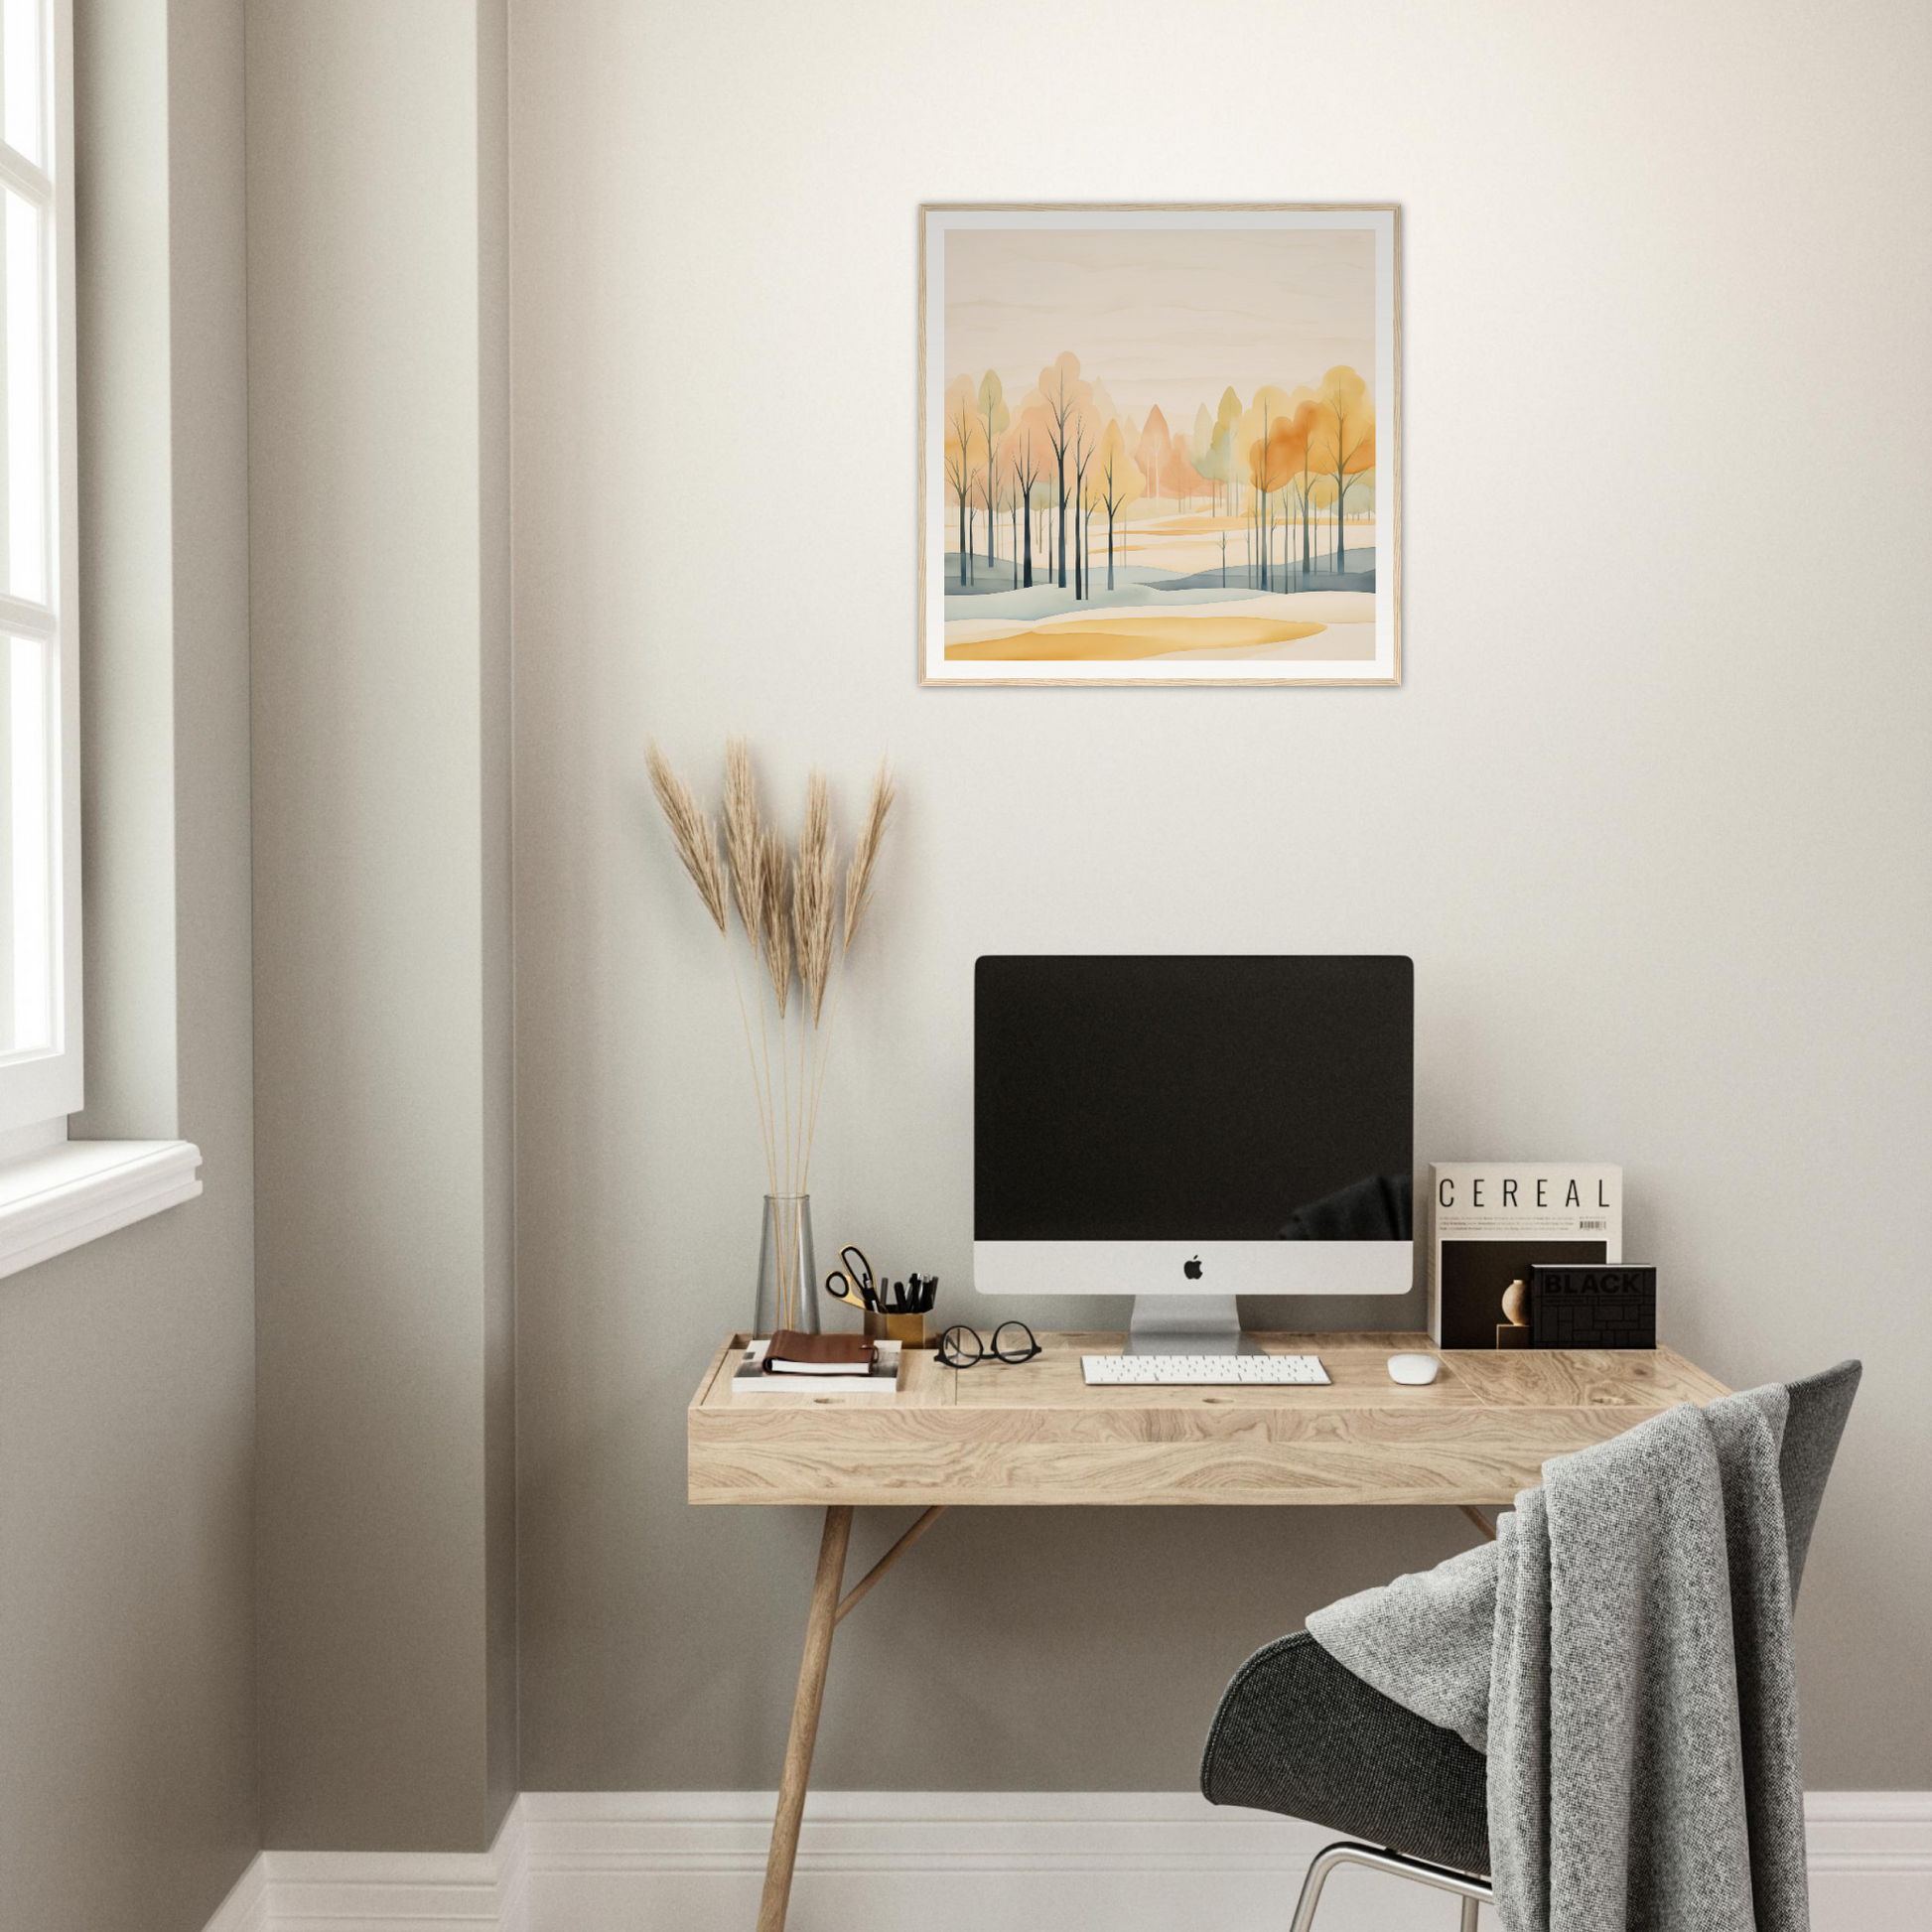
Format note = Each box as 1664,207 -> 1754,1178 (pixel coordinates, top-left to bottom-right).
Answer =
919,207 -> 1399,685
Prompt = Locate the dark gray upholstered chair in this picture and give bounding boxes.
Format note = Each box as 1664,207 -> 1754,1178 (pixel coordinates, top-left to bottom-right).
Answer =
1200,1361 -> 1862,1930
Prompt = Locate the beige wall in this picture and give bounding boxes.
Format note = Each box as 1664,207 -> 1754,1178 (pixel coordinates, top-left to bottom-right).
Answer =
248,0 -> 515,1853
0,1 -> 258,1928
509,0 -> 1932,1794
477,0 -> 519,1844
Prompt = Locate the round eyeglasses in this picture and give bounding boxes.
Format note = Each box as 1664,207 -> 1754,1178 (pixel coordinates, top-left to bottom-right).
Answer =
936,1320 -> 1041,1368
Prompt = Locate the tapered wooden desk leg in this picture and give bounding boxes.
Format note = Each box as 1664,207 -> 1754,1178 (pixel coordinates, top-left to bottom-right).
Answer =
757,1504 -> 853,1932
1458,1504 -> 1499,1542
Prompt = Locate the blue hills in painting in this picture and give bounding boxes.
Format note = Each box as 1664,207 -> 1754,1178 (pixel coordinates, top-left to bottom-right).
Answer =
942,550 -> 1375,621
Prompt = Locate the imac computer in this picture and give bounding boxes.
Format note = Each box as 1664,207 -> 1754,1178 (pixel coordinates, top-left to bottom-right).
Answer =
973,955 -> 1414,1354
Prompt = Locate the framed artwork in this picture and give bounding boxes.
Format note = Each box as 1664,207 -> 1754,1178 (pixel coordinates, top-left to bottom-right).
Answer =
918,205 -> 1399,687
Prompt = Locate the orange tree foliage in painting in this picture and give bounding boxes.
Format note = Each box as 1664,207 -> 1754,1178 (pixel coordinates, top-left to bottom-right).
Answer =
1311,366 -> 1375,571
943,356 -> 1375,596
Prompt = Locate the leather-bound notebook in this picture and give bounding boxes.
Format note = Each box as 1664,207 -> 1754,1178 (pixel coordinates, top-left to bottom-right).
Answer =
763,1330 -> 878,1376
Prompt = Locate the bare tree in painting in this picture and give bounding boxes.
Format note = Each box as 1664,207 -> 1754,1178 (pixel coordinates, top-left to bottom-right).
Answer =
999,404 -> 1053,590
1237,387 -> 1293,591
1309,473 -> 1338,571
1088,421 -> 1144,592
1067,397 -> 1100,600
1264,410 -> 1311,583
1037,351 -> 1090,592
977,371 -> 1010,570
997,459 -> 1021,587
1282,388 -> 1320,575
943,375 -> 984,589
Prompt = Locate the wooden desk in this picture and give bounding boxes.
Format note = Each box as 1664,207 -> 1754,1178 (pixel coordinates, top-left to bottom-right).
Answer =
688,1330 -> 1728,1931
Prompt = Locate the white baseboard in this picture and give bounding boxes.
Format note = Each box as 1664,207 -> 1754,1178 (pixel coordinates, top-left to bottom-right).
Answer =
202,1852 -> 268,1932
202,1809 -> 527,1932
201,1789 -> 1932,1932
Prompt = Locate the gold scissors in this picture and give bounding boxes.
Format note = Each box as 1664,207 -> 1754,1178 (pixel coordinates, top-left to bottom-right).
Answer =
824,1244 -> 878,1312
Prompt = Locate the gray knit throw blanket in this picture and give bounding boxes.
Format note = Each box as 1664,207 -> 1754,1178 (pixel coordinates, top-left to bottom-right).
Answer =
1307,1388 -> 1809,1932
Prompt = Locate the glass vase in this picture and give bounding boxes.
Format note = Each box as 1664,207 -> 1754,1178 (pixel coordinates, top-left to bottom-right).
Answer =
754,1193 -> 818,1338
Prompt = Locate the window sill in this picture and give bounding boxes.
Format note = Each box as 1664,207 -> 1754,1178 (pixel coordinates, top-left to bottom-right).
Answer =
0,1140 -> 204,1282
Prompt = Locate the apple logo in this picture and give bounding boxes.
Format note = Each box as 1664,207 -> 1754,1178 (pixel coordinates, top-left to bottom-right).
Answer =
1183,1255 -> 1203,1280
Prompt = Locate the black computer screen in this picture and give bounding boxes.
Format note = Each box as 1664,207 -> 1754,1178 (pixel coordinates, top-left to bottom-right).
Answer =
974,956 -> 1414,1241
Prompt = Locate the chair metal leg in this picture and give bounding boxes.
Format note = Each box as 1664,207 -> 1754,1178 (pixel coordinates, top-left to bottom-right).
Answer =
1288,1841 -> 1493,1932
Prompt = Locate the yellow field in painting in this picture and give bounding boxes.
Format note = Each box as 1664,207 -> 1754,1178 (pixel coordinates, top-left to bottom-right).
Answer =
1113,512 -> 1377,575
945,612 -> 1326,662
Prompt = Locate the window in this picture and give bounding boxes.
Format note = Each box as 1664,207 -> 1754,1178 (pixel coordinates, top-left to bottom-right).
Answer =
0,0 -> 76,1143
0,0 -> 200,1272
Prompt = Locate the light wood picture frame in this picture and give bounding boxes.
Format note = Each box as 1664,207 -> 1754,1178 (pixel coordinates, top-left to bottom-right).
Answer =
918,205 -> 1400,687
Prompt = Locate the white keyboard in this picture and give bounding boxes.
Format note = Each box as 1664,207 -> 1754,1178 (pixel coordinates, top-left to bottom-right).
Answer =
1081,1352 -> 1329,1386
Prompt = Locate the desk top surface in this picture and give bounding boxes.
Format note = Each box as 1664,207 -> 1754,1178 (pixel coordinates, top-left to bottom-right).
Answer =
687,1331 -> 1728,1509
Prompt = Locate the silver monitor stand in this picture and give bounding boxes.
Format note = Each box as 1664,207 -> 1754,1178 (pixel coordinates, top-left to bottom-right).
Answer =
1124,1293 -> 1259,1356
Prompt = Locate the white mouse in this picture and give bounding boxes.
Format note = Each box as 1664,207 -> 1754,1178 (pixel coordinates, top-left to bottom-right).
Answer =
1387,1352 -> 1442,1386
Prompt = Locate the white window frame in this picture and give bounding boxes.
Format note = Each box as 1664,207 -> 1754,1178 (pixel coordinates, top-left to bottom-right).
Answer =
0,0 -> 79,1141
0,0 -> 200,1278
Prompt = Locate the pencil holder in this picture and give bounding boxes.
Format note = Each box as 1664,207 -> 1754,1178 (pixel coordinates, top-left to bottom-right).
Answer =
866,1310 -> 927,1348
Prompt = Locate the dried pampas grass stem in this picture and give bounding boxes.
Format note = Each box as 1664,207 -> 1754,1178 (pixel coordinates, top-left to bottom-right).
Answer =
844,759 -> 896,949
645,742 -> 728,936
723,736 -> 763,938
792,771 -> 837,1175
648,739 -> 773,1182
759,828 -> 793,1018
646,736 -> 896,1246
805,757 -> 896,1189
793,772 -> 836,1025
